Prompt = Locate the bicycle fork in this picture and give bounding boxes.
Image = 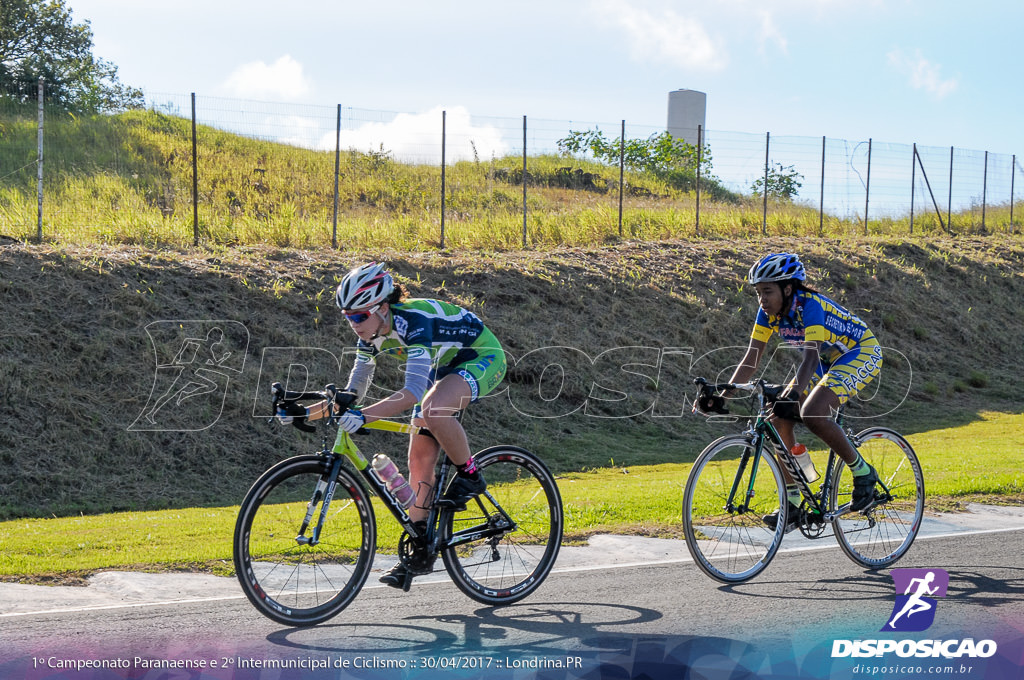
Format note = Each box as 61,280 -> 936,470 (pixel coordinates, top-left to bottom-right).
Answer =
295,455 -> 345,546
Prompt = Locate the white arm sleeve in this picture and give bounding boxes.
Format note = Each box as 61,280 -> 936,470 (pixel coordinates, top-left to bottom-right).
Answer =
344,357 -> 376,401
401,350 -> 433,402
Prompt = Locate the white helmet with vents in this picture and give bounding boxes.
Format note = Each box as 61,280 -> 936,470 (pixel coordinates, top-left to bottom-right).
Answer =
335,262 -> 394,310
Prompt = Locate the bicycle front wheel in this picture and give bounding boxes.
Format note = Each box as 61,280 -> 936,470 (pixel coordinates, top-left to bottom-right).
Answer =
830,427 -> 924,569
440,446 -> 563,606
233,455 -> 376,626
683,435 -> 788,583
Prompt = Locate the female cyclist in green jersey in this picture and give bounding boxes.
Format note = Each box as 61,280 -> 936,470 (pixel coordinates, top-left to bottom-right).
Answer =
302,262 -> 507,587
704,253 -> 881,532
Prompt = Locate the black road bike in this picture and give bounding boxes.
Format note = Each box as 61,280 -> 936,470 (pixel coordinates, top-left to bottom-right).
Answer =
233,383 -> 563,626
683,378 -> 925,583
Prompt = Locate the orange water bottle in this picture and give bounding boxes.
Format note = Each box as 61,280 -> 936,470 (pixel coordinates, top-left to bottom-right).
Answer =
790,443 -> 819,483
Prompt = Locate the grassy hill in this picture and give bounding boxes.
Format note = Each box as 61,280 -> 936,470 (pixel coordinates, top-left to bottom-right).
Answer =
3,105 -> 1011,249
1,235 -> 1022,520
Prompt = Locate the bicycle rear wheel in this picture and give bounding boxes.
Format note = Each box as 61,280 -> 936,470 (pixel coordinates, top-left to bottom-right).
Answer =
683,435 -> 788,583
440,446 -> 563,606
830,427 -> 924,569
234,455 -> 376,626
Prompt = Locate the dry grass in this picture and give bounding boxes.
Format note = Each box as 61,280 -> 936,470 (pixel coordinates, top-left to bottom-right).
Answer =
0,234 -> 1022,520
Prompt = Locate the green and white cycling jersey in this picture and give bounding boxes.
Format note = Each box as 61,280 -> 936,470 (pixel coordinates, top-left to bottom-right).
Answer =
344,298 -> 506,405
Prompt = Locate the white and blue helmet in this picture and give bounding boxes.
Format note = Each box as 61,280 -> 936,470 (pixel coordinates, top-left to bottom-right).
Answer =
747,253 -> 806,284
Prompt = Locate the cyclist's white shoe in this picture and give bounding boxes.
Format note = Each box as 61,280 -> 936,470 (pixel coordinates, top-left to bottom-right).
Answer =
762,503 -> 800,534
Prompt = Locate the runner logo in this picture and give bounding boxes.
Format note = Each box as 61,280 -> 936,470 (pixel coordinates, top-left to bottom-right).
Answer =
131,321 -> 249,431
882,568 -> 949,632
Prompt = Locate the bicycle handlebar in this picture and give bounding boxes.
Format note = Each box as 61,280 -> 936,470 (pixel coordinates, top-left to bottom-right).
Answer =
269,381 -> 418,436
692,377 -> 789,416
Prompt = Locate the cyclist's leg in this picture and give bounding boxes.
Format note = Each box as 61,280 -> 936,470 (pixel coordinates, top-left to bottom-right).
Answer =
801,341 -> 883,466
801,387 -> 858,464
421,336 -> 507,468
419,373 -> 475,465
406,424 -> 440,524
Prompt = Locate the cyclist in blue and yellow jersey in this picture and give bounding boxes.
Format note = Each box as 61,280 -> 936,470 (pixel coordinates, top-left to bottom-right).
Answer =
302,262 -> 507,588
705,253 -> 881,532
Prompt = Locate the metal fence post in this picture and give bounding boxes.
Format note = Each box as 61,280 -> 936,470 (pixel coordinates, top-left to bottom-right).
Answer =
191,93 -> 199,246
695,124 -> 702,237
522,115 -> 527,248
440,110 -> 446,249
864,138 -> 872,235
36,77 -> 44,242
948,146 -> 954,233
1012,154 -> 1017,233
762,131 -> 769,235
618,120 -> 625,237
332,104 -> 341,249
910,144 -> 917,234
819,136 -> 825,236
982,150 -> 988,232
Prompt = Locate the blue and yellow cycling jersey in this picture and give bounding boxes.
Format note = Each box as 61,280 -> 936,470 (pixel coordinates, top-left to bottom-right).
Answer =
751,290 -> 873,365
345,299 -> 505,404
751,290 -> 881,404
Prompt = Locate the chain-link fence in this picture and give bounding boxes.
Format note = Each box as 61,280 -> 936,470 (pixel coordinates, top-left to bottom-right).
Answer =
1,88 -> 1021,248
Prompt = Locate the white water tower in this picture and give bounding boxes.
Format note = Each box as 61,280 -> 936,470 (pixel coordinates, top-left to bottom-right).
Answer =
667,89 -> 706,145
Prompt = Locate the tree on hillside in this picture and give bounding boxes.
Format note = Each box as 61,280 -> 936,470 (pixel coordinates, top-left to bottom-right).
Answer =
751,162 -> 803,200
0,0 -> 143,112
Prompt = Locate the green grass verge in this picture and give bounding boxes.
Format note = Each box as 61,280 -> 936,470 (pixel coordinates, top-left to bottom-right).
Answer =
1,412 -> 1020,585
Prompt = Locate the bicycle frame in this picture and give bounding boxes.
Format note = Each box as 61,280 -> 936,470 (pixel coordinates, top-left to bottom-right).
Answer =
709,381 -> 866,528
302,418 -> 516,563
686,377 -> 924,582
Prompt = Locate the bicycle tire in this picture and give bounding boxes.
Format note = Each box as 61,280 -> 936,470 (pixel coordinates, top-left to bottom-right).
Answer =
683,435 -> 788,583
829,427 -> 925,569
234,455 -> 376,626
440,446 -> 563,606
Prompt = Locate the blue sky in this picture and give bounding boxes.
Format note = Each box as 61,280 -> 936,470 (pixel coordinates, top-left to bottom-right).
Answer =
69,0 -> 1022,159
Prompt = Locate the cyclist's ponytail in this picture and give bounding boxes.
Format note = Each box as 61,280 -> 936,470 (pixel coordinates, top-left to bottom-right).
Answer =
779,278 -> 819,313
791,279 -> 819,295
386,284 -> 405,305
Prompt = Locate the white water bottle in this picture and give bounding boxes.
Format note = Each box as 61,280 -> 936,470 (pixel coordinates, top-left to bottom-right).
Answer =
790,443 -> 819,483
371,454 -> 415,509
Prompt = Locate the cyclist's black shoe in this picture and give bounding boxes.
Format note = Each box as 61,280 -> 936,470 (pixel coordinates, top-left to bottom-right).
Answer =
379,558 -> 435,589
379,521 -> 434,589
762,502 -> 801,534
850,465 -> 879,512
436,471 -> 487,509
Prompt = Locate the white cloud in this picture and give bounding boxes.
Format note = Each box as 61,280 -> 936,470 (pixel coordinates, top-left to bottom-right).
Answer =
222,55 -> 312,101
591,0 -> 727,71
330,106 -> 510,163
887,49 -> 958,99
757,10 -> 788,54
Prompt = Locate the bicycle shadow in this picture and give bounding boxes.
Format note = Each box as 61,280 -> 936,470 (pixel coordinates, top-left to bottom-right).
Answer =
266,601 -> 662,656
714,572 -> 894,602
713,564 -> 1024,606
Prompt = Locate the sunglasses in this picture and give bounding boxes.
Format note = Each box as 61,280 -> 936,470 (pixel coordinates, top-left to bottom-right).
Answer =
344,304 -> 380,324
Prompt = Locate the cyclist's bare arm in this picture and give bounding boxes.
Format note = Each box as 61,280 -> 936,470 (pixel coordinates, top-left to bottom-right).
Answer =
726,338 -> 767,396
786,340 -> 823,399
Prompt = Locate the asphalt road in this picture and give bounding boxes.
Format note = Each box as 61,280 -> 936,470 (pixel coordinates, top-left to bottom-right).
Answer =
2,514 -> 1022,679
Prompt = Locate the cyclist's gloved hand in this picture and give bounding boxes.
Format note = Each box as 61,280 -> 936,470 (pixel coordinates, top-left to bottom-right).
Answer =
338,408 -> 366,433
697,394 -> 728,414
771,397 -> 801,421
275,401 -> 306,426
